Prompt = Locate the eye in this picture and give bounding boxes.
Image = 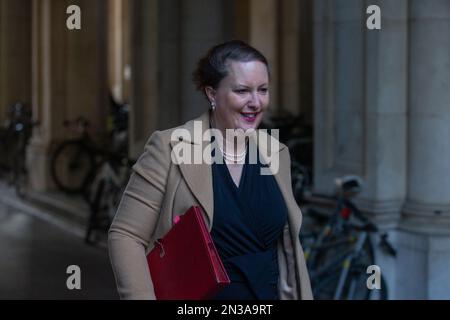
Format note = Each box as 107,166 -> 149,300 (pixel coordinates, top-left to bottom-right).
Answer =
235,89 -> 248,94
259,88 -> 269,94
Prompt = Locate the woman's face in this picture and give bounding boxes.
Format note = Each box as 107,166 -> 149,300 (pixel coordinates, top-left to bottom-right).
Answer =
208,60 -> 269,132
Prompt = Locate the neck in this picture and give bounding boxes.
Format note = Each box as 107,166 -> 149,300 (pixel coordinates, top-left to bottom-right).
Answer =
210,112 -> 247,156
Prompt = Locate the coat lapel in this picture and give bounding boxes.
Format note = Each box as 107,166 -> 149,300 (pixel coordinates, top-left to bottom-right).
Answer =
169,112 -> 214,229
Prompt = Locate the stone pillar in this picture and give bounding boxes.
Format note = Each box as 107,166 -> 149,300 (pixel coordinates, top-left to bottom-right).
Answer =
314,0 -> 368,195
314,0 -> 410,298
157,0 -> 181,130
129,0 -> 158,158
397,0 -> 450,300
279,0 -> 300,116
313,0 -> 408,225
278,0 -> 313,121
297,0 -> 314,121
0,0 -> 31,123
401,0 -> 450,234
357,0 -> 408,227
28,0 -> 108,191
249,0 -> 279,112
28,0 -> 67,191
314,0 -> 450,299
108,0 -> 127,103
180,0 -> 225,122
233,0 -> 250,42
360,0 -> 409,300
65,0 -> 108,136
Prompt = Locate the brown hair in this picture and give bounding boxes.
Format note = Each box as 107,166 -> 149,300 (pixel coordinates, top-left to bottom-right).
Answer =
192,40 -> 269,96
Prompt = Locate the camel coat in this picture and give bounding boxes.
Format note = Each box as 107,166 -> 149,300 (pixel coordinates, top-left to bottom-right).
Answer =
108,111 -> 313,300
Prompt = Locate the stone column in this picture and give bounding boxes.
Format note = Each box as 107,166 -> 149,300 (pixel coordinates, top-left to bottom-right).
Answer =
0,0 -> 31,122
360,0 -> 409,299
279,0 -> 300,116
313,0 -> 408,226
274,0 -> 314,123
107,0 -> 126,103
313,0 -> 409,298
157,0 -> 181,130
28,0 -> 108,191
233,0 -> 250,42
249,0 -> 279,112
65,0 -> 108,137
180,0 -> 225,122
357,0 -> 408,227
314,0 -> 368,195
129,0 -> 158,158
397,0 -> 450,300
28,0 -> 68,191
401,0 -> 450,234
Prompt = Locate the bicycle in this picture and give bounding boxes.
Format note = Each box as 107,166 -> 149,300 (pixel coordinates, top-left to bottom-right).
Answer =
1,102 -> 39,197
300,176 -> 397,299
50,109 -> 128,197
50,116 -> 98,195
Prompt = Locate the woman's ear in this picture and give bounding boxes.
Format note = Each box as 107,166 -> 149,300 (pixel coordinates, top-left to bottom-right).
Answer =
204,86 -> 216,105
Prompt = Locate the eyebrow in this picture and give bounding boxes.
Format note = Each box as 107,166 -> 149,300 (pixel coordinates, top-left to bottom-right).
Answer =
235,83 -> 269,88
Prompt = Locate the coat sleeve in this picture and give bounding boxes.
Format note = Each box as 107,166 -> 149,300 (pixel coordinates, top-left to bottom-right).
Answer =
108,130 -> 170,300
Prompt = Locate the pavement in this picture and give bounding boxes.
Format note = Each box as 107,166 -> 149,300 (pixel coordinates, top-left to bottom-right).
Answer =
0,182 -> 119,299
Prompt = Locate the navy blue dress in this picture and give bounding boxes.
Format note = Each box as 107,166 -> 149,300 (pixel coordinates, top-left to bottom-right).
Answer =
211,144 -> 288,300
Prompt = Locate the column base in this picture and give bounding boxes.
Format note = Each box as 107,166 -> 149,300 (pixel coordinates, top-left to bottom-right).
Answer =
377,229 -> 450,299
26,139 -> 54,192
354,197 -> 403,229
401,199 -> 450,235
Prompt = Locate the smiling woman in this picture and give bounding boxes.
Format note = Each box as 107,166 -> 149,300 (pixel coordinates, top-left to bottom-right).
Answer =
108,40 -> 313,300
193,40 -> 270,135
193,41 -> 271,187
208,60 -> 269,130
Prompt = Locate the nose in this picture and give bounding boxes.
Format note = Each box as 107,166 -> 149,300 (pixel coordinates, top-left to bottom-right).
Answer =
247,91 -> 261,110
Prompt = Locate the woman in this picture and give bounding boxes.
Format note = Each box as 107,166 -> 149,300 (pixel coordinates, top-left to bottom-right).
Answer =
108,40 -> 313,300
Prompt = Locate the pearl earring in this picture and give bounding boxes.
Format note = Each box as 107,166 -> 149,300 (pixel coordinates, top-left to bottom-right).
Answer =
211,102 -> 216,111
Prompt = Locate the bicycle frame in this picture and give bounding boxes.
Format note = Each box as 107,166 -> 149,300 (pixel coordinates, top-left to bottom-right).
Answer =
304,197 -> 347,269
303,193 -> 379,299
333,231 -> 368,299
301,175 -> 396,299
308,229 -> 372,300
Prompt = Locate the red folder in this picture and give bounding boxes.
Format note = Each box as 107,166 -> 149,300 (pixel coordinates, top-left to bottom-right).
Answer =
147,206 -> 230,300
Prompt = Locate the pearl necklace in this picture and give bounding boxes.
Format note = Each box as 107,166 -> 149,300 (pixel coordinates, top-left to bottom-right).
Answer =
209,115 -> 247,162
219,145 -> 247,162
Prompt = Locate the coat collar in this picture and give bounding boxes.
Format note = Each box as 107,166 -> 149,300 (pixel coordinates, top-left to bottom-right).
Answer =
169,111 -> 289,230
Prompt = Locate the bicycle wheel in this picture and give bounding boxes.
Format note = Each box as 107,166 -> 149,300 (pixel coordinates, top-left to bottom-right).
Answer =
51,140 -> 95,194
343,263 -> 372,300
311,232 -> 375,300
